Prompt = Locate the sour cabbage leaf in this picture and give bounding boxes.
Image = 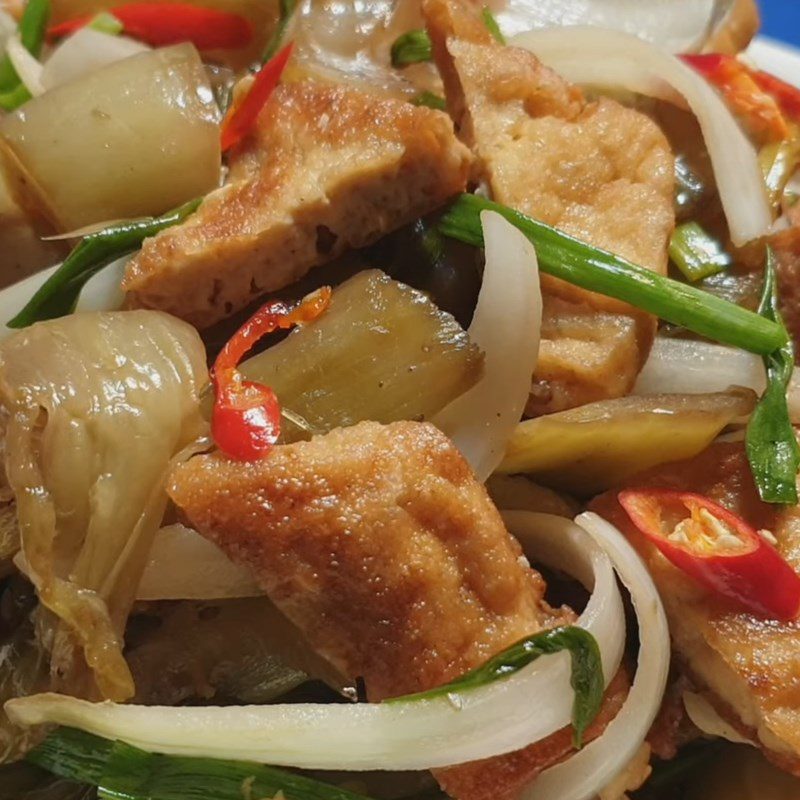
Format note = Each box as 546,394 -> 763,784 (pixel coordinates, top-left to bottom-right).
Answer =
0,311 -> 208,701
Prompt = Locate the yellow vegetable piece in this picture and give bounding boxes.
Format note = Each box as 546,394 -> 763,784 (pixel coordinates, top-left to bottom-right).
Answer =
240,270 -> 483,441
0,44 -> 220,232
499,391 -> 756,495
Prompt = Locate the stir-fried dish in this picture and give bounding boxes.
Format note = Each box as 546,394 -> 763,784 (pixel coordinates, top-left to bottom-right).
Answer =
3,0 -> 800,798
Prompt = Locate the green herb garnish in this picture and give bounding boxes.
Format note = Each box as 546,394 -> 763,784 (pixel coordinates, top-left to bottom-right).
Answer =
439,193 -> 786,355
9,198 -> 202,329
746,248 -> 800,504
669,221 -> 731,283
262,0 -> 297,63
389,626 -> 603,748
88,11 -> 124,36
0,0 -> 50,111
411,90 -> 446,110
28,727 -> 372,800
481,7 -> 505,44
390,30 -> 432,68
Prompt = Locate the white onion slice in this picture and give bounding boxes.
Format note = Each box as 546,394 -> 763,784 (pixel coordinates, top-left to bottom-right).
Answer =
5,35 -> 43,97
6,511 -> 622,771
635,337 -> 800,422
683,691 -> 755,746
497,0 -> 726,53
41,28 -> 149,91
0,257 -> 127,342
137,524 -> 262,601
511,27 -> 771,246
0,11 -> 15,56
523,512 -> 671,800
434,210 -> 542,481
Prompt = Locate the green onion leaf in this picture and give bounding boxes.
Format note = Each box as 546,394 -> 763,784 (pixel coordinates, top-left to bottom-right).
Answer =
439,193 -> 786,355
0,0 -> 50,109
389,626 -> 604,749
390,30 -> 432,68
411,90 -> 446,110
481,7 -> 505,44
262,0 -> 297,63
87,11 -> 124,36
668,221 -> 731,283
745,248 -> 800,504
29,727 -> 373,800
8,198 -> 203,329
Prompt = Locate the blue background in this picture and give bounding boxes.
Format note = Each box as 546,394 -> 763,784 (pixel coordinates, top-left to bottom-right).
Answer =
760,1 -> 800,46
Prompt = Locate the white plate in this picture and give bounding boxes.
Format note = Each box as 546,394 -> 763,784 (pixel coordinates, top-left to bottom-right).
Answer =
749,35 -> 800,86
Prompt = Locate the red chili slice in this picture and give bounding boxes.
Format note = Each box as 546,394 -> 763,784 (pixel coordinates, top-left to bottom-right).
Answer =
49,4 -> 253,50
619,489 -> 800,620
211,287 -> 331,461
220,42 -> 293,152
681,53 -> 790,142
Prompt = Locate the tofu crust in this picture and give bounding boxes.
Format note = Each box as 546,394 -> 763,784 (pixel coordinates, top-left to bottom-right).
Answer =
591,443 -> 800,775
423,0 -> 675,414
124,82 -> 472,328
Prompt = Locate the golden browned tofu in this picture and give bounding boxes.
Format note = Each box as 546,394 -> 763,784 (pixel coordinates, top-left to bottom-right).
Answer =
592,444 -> 800,775
123,82 -> 472,328
169,420 -> 548,700
424,0 -> 675,414
170,420 -> 628,799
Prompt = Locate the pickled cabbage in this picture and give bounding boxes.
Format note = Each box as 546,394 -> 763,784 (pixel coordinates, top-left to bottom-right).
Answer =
499,391 -> 756,495
0,44 -> 220,231
0,310 -> 208,701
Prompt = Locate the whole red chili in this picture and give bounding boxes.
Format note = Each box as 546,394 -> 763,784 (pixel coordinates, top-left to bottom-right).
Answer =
220,42 -> 293,152
49,4 -> 253,50
212,287 -> 331,461
619,489 -> 800,621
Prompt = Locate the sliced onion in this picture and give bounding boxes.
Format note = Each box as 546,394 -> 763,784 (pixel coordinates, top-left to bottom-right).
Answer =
41,28 -> 149,92
0,257 -> 127,342
497,0 -> 727,53
5,511 -> 622,771
634,336 -> 800,422
683,691 -> 755,746
5,35 -> 43,97
0,11 -> 15,56
511,27 -> 771,246
137,524 -> 262,602
522,512 -> 671,800
434,210 -> 542,481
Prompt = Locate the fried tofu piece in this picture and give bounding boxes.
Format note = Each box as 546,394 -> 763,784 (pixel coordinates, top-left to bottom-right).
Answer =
592,443 -> 800,774
123,82 -> 472,329
424,0 -> 675,414
170,420 -> 628,800
169,420 -> 549,699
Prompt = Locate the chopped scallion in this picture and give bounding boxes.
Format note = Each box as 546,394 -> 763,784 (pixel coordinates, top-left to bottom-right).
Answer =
438,193 -> 786,356
481,7 -> 505,44
745,248 -> 800,504
0,0 -> 50,111
390,30 -> 432,68
262,0 -> 297,63
411,90 -> 446,110
9,198 -> 203,329
668,221 -> 731,283
87,11 -> 123,36
28,727 -> 373,800
389,626 -> 603,748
